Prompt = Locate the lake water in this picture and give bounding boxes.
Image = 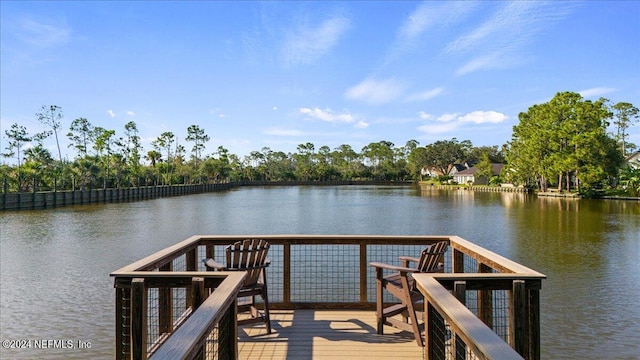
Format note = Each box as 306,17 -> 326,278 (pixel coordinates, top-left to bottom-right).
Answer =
1,185 -> 639,359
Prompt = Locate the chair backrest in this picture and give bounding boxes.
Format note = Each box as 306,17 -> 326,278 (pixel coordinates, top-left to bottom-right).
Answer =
226,239 -> 270,287
416,241 -> 449,273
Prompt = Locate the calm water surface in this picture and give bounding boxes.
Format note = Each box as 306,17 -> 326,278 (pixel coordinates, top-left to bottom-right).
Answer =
1,185 -> 639,359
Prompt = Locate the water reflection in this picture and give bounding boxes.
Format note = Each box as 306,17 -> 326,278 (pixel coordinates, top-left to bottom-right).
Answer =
418,188 -> 640,358
504,196 -> 639,358
1,186 -> 638,359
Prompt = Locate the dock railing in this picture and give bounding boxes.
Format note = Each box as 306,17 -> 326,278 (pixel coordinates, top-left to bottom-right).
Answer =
111,235 -> 545,360
111,271 -> 245,360
414,235 -> 545,359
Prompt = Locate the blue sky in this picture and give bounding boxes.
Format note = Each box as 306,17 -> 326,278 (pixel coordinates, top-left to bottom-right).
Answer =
1,1 -> 639,161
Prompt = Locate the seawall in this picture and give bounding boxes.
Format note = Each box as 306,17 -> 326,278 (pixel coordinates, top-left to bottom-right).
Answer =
0,180 -> 412,211
419,184 -> 530,193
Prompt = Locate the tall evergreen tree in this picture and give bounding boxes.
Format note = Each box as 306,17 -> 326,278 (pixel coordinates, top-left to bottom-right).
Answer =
36,105 -> 64,164
612,102 -> 639,156
507,92 -> 623,193
67,117 -> 94,158
186,125 -> 210,170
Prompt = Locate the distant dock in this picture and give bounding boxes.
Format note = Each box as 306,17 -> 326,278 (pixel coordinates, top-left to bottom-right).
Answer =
537,191 -> 581,198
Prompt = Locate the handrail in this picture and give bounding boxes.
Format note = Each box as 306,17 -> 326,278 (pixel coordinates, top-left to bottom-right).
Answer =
195,234 -> 454,243
149,272 -> 246,360
415,275 -> 523,360
112,234 -> 545,360
112,271 -> 245,360
111,235 -> 203,273
448,235 -> 545,276
112,234 -> 544,278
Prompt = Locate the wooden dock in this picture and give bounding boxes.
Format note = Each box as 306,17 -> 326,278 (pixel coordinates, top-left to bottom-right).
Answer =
114,235 -> 544,360
239,310 -> 423,360
537,191 -> 581,198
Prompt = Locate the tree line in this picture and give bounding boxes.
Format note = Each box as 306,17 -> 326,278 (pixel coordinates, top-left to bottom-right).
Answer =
2,92 -> 639,197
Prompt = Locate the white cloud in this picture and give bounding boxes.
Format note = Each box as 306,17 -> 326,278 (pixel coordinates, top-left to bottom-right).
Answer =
447,2 -> 576,75
355,121 -> 369,129
418,111 -> 433,120
210,108 -> 226,118
398,2 -> 436,40
272,106 -> 278,111
283,16 -> 350,66
434,111 -> 507,123
17,17 -> 71,48
344,78 -> 405,105
447,2 -> 556,54
455,52 -> 506,76
579,87 -> 616,98
417,122 -> 459,134
396,2 -> 475,48
406,87 -> 444,102
418,110 -> 508,135
126,111 -> 135,116
299,107 -> 354,123
107,110 -> 115,118
437,113 -> 459,122
458,111 -> 508,124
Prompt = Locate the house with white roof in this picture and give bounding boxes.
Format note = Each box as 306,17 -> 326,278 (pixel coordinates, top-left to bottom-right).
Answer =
452,164 -> 504,185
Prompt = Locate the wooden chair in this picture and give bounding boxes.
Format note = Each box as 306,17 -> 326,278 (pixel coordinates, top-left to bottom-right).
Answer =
203,239 -> 272,334
370,241 -> 449,346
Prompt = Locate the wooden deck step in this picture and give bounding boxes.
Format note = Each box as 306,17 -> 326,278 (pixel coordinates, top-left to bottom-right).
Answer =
239,309 -> 423,360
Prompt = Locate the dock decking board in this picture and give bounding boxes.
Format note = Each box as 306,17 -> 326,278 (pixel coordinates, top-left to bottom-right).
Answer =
238,310 -> 423,359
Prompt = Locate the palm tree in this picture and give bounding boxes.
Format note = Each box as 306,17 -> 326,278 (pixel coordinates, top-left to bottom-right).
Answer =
24,144 -> 55,190
619,163 -> 640,196
70,158 -> 100,190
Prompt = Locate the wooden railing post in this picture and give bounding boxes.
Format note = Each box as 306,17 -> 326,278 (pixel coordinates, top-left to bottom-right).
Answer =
423,300 -> 430,360
453,281 -> 466,304
283,243 -> 291,306
510,280 -> 527,357
529,287 -> 541,360
131,278 -> 148,360
205,244 -> 215,262
159,263 -> 173,335
453,249 -> 464,273
219,299 -> 239,360
375,266 -> 383,335
359,243 -> 368,303
453,281 -> 467,360
425,302 -> 446,360
186,248 -> 198,311
477,263 -> 493,328
115,284 -> 130,360
191,277 -> 206,308
187,247 -> 197,271
191,277 -> 206,360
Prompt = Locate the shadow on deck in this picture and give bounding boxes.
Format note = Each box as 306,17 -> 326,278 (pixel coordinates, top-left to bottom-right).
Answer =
239,310 -> 422,360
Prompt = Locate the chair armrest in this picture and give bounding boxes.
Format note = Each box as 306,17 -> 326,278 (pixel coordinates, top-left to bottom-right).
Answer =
370,262 -> 416,274
398,256 -> 420,263
398,256 -> 420,267
202,258 -> 226,270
